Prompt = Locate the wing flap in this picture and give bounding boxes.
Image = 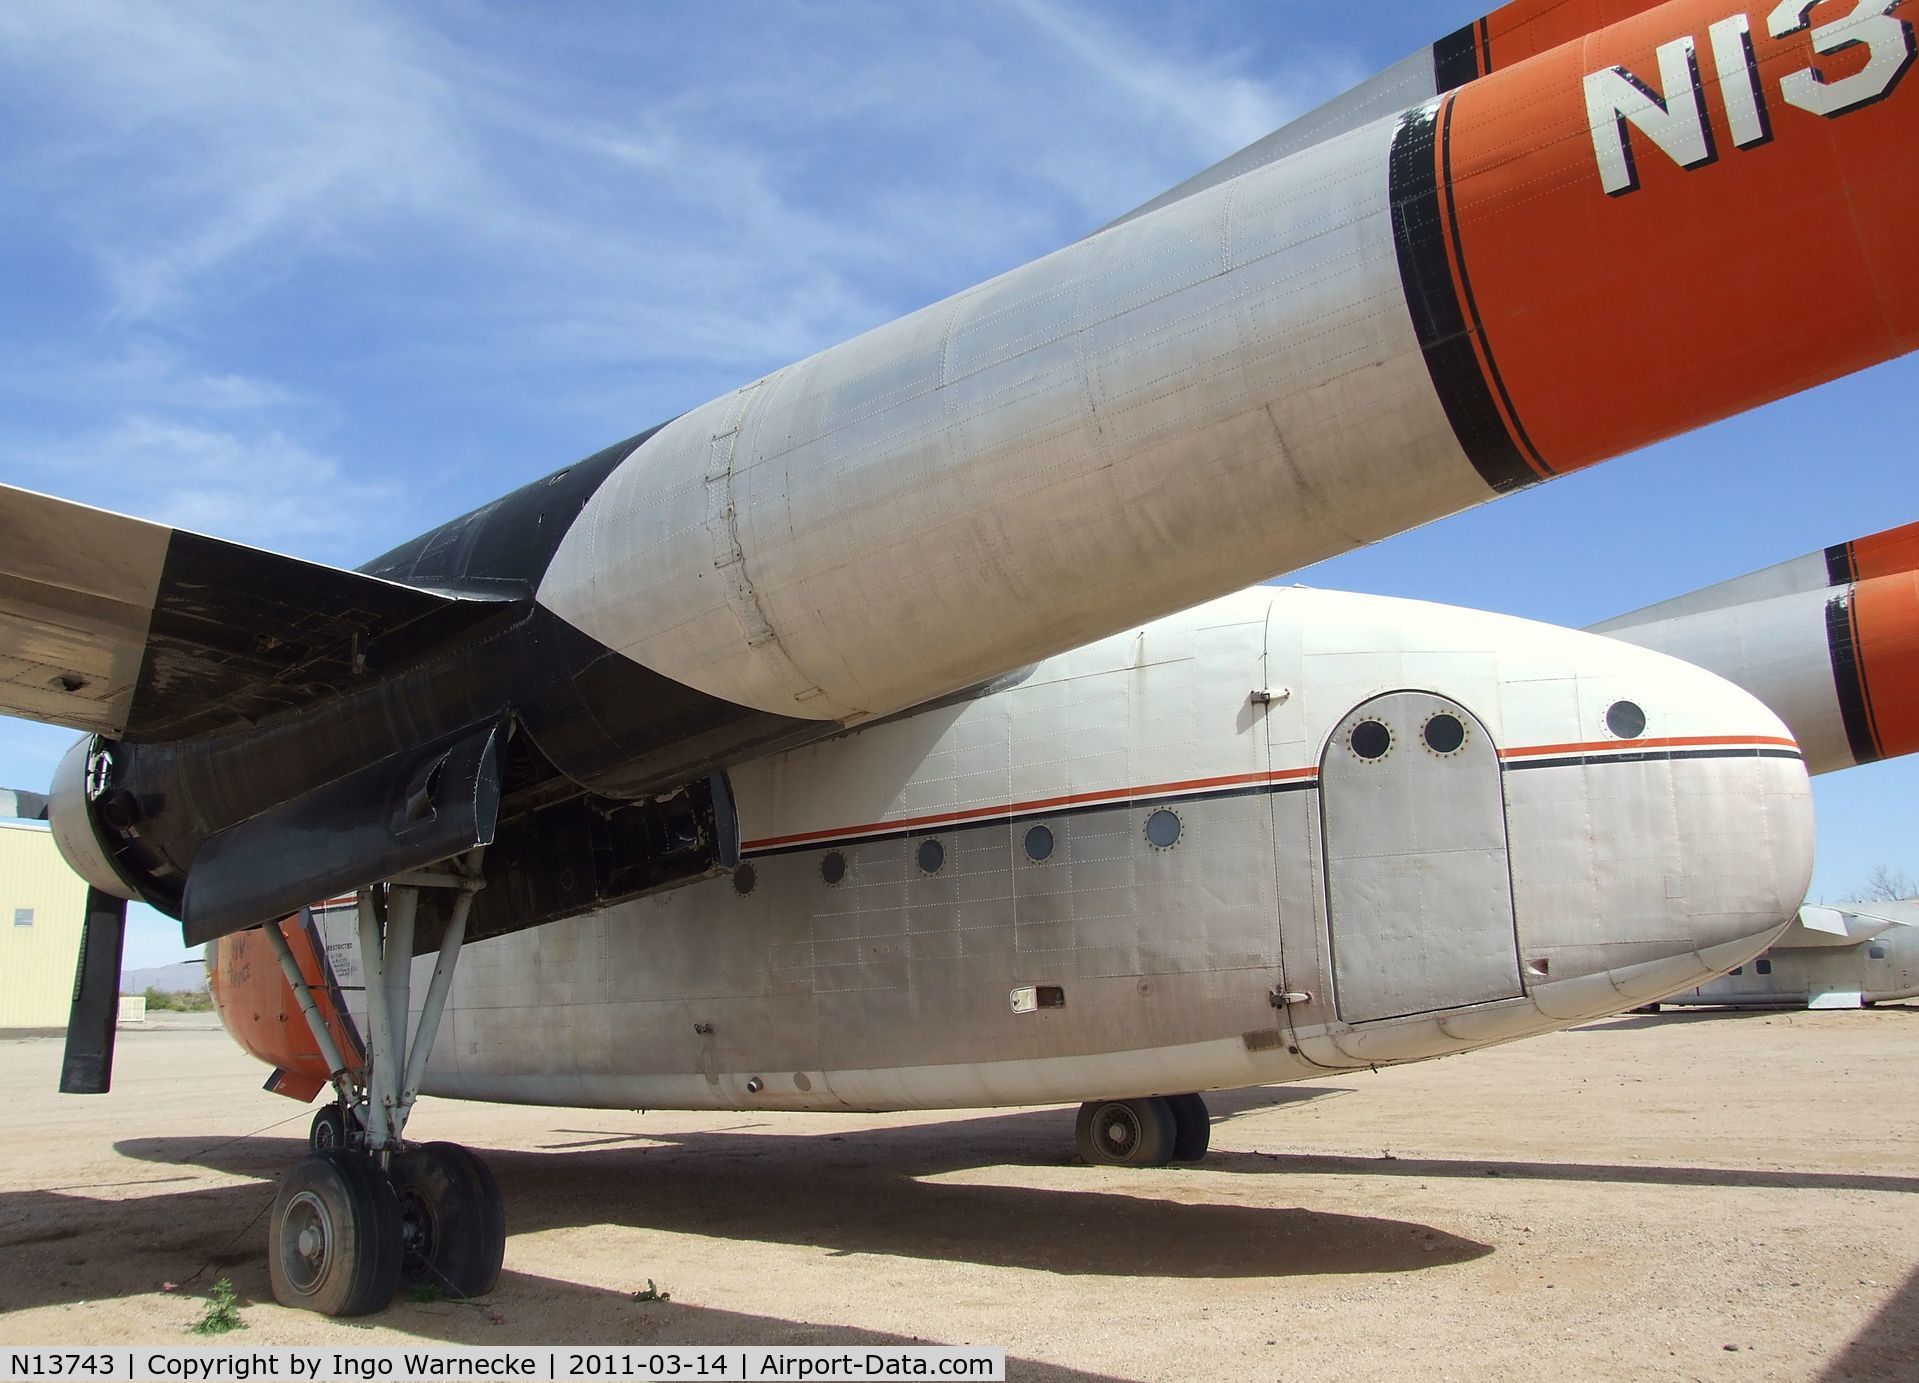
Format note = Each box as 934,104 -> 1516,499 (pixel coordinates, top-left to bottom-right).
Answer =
0,483 -> 516,742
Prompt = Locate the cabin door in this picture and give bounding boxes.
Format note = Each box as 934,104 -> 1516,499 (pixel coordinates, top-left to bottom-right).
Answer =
1319,691 -> 1521,1024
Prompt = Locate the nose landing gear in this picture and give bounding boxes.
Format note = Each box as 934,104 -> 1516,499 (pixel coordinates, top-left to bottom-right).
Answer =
1074,1092 -> 1211,1167
262,856 -> 503,1316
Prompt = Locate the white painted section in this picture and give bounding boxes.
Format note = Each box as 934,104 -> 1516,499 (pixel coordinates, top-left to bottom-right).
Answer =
1596,585 -> 1853,772
539,116 -> 1482,723
333,586 -> 1815,1116
1590,549 -> 1830,630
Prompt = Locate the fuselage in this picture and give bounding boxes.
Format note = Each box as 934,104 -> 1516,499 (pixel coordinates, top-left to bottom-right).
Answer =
215,585 -> 1814,1113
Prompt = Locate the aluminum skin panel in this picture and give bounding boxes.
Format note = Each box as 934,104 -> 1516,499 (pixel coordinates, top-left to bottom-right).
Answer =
539,117 -> 1482,725
301,587 -> 1816,1113
1320,692 -> 1521,1024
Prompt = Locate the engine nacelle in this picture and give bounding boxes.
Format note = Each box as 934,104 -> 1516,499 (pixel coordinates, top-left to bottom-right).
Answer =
47,736 -> 142,902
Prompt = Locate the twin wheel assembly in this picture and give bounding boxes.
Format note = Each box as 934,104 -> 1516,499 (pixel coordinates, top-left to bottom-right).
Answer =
271,1127 -> 505,1317
1075,1093 -> 1211,1167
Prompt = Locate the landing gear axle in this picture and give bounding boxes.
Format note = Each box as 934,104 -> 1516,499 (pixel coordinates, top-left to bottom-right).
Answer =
1075,1093 -> 1210,1167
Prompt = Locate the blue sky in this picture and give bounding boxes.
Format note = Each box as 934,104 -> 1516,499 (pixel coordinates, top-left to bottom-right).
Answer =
1,1 -> 1913,969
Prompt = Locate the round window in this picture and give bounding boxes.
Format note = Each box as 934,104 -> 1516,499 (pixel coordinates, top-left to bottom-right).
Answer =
1606,700 -> 1647,740
1422,712 -> 1466,755
1144,808 -> 1182,849
732,863 -> 757,896
916,838 -> 945,874
1024,824 -> 1055,862
1349,719 -> 1392,761
821,851 -> 847,886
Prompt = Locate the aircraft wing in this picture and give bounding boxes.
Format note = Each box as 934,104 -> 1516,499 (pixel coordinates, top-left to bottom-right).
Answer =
0,483 -> 515,742
1774,902 -> 1919,950
1098,0 -> 1669,235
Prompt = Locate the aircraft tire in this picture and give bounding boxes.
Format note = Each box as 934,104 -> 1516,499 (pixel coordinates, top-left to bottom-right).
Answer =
392,1142 -> 506,1299
1166,1093 -> 1210,1162
309,1104 -> 360,1152
1075,1097 -> 1176,1167
268,1150 -> 403,1317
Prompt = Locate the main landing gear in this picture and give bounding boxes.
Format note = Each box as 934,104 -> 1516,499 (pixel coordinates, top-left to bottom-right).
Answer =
1074,1092 -> 1211,1167
262,855 -> 505,1316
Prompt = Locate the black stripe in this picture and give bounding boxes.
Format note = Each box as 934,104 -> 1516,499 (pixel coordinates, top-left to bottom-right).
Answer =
1478,18 -> 1492,75
1824,541 -> 1857,587
1825,589 -> 1882,763
1387,102 -> 1539,494
1437,96 -> 1548,475
1434,23 -> 1481,92
745,778 -> 1321,859
1505,747 -> 1805,772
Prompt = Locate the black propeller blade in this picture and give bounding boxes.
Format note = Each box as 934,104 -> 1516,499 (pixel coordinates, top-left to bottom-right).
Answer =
60,887 -> 129,1094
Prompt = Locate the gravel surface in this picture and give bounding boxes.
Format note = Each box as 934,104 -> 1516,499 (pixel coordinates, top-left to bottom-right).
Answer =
0,1007 -> 1913,1381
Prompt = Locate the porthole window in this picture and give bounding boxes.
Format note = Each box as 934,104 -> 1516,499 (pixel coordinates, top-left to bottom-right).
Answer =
1606,699 -> 1647,740
1349,719 -> 1392,761
1024,824 -> 1055,862
1755,957 -> 1772,975
732,863 -> 757,896
1422,712 -> 1466,755
1144,808 -> 1182,850
821,850 -> 846,886
916,837 -> 945,875
1869,945 -> 1889,960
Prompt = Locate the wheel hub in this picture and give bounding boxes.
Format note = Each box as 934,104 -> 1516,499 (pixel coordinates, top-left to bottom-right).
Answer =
279,1190 -> 335,1297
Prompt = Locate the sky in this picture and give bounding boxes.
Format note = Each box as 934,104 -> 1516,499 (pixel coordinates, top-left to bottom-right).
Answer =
0,1 -> 1913,970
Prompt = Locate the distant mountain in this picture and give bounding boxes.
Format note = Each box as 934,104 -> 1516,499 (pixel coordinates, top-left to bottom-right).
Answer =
123,960 -> 208,994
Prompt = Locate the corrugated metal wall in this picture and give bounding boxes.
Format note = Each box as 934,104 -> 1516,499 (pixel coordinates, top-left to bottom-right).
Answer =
0,822 -> 87,1027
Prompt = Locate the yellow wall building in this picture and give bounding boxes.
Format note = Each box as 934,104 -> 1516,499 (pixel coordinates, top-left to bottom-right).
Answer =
0,820 -> 86,1028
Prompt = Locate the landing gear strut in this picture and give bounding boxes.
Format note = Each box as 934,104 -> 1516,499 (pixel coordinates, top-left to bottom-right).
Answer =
263,854 -> 504,1316
1075,1093 -> 1210,1167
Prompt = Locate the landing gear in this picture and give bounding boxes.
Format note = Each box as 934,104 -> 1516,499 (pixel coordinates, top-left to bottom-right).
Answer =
264,855 -> 499,1316
268,1150 -> 402,1317
1075,1093 -> 1211,1167
393,1142 -> 505,1298
1166,1092 -> 1211,1162
308,1102 -> 361,1152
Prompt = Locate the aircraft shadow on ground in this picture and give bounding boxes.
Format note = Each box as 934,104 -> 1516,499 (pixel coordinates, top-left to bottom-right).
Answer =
1820,1258 -> 1919,1382
0,1096 -> 1497,1324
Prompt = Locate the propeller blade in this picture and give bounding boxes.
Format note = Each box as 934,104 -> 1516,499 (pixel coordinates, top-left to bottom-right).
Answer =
60,887 -> 129,1094
0,788 -> 49,819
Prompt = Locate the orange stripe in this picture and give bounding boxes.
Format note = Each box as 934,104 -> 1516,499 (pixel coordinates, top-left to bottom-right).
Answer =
1850,522 -> 1919,583
1852,572 -> 1919,761
1481,0 -> 1669,72
742,767 -> 1319,851
1501,733 -> 1799,760
742,736 -> 1796,850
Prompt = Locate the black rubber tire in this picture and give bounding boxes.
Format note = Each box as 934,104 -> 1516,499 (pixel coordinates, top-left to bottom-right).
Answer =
1075,1097 -> 1177,1167
268,1150 -> 402,1317
392,1142 -> 505,1298
1166,1093 -> 1211,1162
309,1104 -> 358,1152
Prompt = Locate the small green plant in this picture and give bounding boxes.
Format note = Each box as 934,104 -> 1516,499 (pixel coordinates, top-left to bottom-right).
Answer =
190,1277 -> 246,1335
631,1280 -> 670,1304
407,1283 -> 448,1304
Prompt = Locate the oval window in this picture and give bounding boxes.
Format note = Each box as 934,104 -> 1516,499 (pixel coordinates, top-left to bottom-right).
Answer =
1144,808 -> 1182,849
1349,719 -> 1392,761
732,863 -> 757,896
1606,700 -> 1647,740
1024,824 -> 1055,862
916,838 -> 945,874
821,851 -> 847,886
1422,712 -> 1466,755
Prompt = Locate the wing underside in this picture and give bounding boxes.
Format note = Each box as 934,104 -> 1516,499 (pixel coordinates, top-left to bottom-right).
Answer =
0,484 -> 513,742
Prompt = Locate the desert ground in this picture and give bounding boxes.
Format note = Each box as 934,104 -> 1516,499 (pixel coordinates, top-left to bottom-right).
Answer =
0,1007 -> 1913,1381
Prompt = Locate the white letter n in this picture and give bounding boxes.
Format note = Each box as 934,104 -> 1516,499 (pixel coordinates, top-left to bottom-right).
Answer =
1585,35 -> 1717,196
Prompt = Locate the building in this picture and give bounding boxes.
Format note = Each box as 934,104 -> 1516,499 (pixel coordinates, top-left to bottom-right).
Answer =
0,819 -> 85,1028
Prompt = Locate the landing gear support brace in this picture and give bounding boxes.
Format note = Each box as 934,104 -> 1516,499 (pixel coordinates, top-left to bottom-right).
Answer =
267,853 -> 504,1316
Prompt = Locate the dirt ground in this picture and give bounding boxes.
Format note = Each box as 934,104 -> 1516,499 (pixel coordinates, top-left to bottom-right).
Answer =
0,1008 -> 1913,1382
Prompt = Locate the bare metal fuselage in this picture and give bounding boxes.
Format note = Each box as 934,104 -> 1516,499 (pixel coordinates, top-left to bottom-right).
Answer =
290,587 -> 1813,1115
